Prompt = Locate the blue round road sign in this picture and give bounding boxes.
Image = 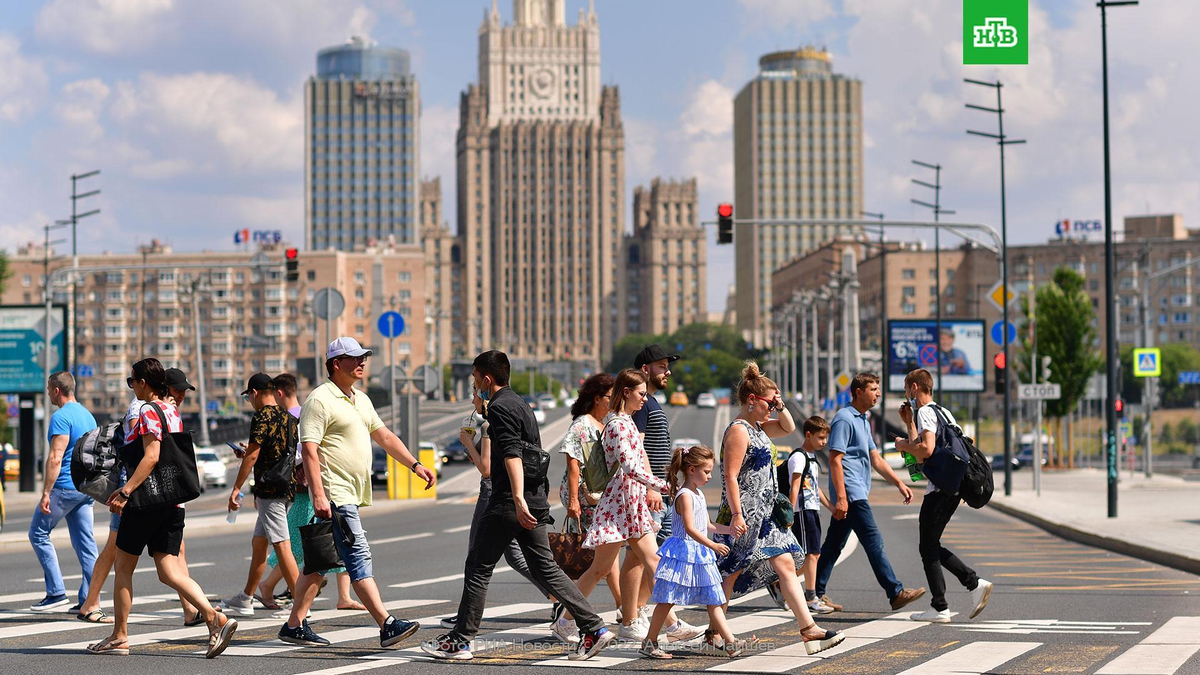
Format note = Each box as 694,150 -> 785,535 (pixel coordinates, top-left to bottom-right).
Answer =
990,321 -> 1017,346
378,311 -> 405,338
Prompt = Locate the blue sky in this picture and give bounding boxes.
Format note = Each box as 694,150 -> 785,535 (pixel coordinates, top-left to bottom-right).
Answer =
0,0 -> 1195,313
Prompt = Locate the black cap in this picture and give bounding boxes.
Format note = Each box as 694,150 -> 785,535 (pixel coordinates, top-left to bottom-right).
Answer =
164,368 -> 196,391
241,372 -> 274,395
634,344 -> 681,369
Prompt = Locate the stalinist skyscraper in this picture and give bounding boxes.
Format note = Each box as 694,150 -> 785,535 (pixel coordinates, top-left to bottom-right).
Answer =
457,0 -> 625,368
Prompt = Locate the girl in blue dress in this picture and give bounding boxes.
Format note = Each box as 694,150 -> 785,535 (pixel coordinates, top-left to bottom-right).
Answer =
639,445 -> 748,659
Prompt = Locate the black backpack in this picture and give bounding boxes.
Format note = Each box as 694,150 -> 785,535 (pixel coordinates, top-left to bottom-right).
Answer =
928,405 -> 993,508
776,448 -> 811,498
70,422 -> 124,502
958,434 -> 994,509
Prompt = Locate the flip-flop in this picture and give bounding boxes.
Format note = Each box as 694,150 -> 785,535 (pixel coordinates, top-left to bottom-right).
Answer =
253,594 -> 283,610
77,609 -> 113,624
86,636 -> 129,655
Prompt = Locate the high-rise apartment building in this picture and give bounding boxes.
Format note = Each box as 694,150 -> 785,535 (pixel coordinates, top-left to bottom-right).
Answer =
306,36 -> 421,251
624,178 -> 707,335
457,0 -> 625,367
420,177 -> 460,367
734,47 -> 864,346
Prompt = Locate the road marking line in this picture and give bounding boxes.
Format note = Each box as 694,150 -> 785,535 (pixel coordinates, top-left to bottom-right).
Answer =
1097,617 -> 1200,675
388,565 -> 518,589
707,615 -> 933,673
373,532 -> 434,545
443,524 -> 472,533
25,561 -> 215,583
894,640 -> 1040,675
279,661 -> 401,675
892,514 -> 920,520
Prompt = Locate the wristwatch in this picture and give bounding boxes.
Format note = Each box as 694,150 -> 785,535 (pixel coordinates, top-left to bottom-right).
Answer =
410,461 -> 424,473
118,489 -> 132,500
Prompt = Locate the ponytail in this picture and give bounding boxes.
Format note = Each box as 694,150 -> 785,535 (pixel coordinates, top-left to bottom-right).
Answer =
667,444 -> 716,500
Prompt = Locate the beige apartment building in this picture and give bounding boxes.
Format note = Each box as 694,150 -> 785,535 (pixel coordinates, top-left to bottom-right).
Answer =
420,177 -> 461,367
456,0 -> 625,367
734,46 -> 865,347
3,240 -> 426,417
624,178 -> 707,336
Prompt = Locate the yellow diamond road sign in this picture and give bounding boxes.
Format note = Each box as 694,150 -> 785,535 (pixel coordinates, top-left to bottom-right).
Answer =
986,281 -> 1014,313
1133,348 -> 1161,378
835,371 -> 852,391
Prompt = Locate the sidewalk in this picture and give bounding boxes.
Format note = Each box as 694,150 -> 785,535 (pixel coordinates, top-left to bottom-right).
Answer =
987,467 -> 1200,576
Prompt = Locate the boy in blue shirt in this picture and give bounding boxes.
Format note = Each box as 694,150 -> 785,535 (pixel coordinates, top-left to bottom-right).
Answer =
788,417 -> 834,615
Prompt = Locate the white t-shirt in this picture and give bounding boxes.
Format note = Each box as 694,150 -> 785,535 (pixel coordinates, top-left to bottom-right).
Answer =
915,402 -> 959,494
787,450 -> 821,511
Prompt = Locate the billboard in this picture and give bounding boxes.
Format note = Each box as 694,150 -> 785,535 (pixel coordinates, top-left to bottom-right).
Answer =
0,305 -> 67,394
887,319 -> 985,393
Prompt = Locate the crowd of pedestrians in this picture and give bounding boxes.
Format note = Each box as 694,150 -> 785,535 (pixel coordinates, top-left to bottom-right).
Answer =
22,332 -> 991,663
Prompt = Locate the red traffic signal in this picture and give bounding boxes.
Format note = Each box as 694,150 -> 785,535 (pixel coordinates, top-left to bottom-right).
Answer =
285,248 -> 299,282
1115,398 -> 1124,415
717,203 -> 733,218
285,247 -> 298,260
717,203 -> 733,245
993,352 -> 1006,369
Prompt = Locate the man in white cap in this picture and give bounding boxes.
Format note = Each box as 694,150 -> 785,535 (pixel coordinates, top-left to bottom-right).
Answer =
279,337 -> 436,649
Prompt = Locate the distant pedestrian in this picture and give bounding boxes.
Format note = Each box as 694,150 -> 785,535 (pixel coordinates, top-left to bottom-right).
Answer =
896,368 -> 993,623
421,350 -> 614,662
87,358 -> 236,657
29,371 -> 98,613
813,372 -> 926,613
279,338 -> 433,649
639,445 -> 748,660
220,373 -> 300,616
783,416 -> 835,615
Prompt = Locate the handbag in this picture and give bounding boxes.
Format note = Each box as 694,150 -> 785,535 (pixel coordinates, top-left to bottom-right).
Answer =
299,504 -> 354,575
118,402 -> 202,509
771,491 -> 795,530
548,517 -> 594,580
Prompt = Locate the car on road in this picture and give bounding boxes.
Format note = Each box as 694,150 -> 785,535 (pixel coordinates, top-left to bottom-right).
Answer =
673,438 -> 703,454
563,395 -> 577,409
668,391 -> 689,407
696,392 -> 717,409
881,441 -> 906,470
653,391 -> 667,405
419,441 -> 444,478
372,445 -> 389,486
194,449 -> 228,491
536,394 -> 557,410
443,438 -> 470,463
523,396 -> 547,425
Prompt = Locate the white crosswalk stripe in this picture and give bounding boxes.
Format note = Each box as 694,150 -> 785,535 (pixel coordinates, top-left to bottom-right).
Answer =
894,640 -> 1040,675
1096,617 -> 1200,675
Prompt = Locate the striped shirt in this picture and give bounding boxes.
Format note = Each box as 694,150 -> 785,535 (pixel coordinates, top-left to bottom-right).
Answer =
632,396 -> 671,480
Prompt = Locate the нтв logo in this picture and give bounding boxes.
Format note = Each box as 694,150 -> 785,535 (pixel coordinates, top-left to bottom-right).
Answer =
964,0 -> 1028,65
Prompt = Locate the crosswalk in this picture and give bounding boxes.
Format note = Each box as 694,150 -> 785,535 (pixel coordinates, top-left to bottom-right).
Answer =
0,587 -> 1196,674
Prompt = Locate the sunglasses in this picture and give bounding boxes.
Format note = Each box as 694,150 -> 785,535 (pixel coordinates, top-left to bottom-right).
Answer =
338,355 -> 368,364
749,393 -> 780,412
126,377 -> 137,389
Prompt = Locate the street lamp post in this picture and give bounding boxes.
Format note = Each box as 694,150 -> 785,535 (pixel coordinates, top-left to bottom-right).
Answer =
1098,0 -> 1138,517
911,160 -> 956,402
864,211 -> 887,446
966,78 -> 1026,498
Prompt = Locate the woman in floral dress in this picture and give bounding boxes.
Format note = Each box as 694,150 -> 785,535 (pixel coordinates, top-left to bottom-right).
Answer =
703,362 -> 844,656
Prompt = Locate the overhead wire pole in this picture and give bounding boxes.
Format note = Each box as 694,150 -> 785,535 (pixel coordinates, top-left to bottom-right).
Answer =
1096,0 -> 1138,518
911,160 -> 956,402
863,211 -> 888,445
966,77 -> 1025,498
66,170 -> 101,385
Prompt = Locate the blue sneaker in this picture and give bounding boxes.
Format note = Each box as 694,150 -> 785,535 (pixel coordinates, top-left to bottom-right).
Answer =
380,616 -> 420,648
29,595 -> 71,613
570,626 -> 615,661
421,633 -> 472,660
278,619 -> 330,646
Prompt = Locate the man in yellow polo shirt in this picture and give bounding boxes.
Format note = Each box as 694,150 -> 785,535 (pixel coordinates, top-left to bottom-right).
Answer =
279,337 -> 436,649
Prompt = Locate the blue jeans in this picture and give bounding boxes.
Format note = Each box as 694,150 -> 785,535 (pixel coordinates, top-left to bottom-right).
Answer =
28,488 -> 98,604
814,499 -> 903,601
326,504 -> 373,583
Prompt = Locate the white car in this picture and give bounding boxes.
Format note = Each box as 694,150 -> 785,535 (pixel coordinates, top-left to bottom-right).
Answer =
195,449 -> 228,491
673,438 -> 703,454
696,393 -> 717,409
533,407 -> 546,425
653,391 -> 667,405
881,441 -> 906,470
419,441 -> 444,478
536,394 -> 557,409
563,396 -> 577,409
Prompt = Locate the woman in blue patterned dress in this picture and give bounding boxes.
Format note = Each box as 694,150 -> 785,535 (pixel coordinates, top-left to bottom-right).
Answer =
703,362 -> 844,656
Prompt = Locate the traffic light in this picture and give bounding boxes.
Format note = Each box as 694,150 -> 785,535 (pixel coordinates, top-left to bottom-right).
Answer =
717,203 -> 733,244
285,248 -> 299,283
993,351 -> 1006,395
1115,397 -> 1125,418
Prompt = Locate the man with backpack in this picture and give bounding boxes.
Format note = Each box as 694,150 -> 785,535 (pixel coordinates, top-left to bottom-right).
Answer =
220,373 -> 300,615
895,368 -> 992,623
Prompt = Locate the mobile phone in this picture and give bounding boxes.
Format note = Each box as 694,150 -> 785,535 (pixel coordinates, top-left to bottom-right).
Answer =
225,441 -> 246,457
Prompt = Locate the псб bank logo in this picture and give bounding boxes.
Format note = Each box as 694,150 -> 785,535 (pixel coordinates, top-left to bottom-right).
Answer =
964,1 -> 1028,65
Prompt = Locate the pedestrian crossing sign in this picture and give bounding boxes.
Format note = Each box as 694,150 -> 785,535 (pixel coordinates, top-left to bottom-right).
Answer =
1133,348 -> 1161,378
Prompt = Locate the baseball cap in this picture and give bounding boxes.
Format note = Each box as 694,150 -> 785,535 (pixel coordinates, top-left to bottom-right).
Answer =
164,368 -> 196,391
326,336 -> 372,360
241,372 -> 274,395
634,344 -> 681,369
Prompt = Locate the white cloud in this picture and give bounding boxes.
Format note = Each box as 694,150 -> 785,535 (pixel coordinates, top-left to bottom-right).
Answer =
54,78 -> 111,142
35,0 -> 176,55
418,102 -> 458,226
0,35 -> 49,123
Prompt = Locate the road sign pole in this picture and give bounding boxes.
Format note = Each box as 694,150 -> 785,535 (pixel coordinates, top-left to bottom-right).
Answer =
389,319 -> 397,429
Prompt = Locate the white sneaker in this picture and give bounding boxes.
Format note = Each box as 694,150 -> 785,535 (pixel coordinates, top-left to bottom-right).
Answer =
969,579 -> 993,619
617,619 -> 649,641
219,591 -> 255,617
807,599 -> 835,615
664,619 -> 705,643
552,618 -> 581,644
909,608 -> 952,623
638,605 -> 652,621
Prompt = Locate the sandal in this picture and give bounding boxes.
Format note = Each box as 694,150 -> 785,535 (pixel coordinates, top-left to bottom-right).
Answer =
800,623 -> 845,655
724,638 -> 752,658
77,609 -> 113,624
638,639 -> 672,659
184,605 -> 222,627
253,593 -> 283,610
86,636 -> 130,655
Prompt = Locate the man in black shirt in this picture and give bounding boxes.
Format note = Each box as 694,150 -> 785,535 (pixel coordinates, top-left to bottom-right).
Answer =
422,351 -> 614,662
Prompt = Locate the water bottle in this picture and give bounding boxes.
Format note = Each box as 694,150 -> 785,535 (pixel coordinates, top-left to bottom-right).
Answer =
901,452 -> 925,482
227,490 -> 243,524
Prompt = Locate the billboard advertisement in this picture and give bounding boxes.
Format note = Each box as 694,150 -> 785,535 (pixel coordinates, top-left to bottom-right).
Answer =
887,319 -> 985,393
0,305 -> 67,394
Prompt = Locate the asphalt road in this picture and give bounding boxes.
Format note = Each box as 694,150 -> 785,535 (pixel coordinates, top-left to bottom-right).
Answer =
1,404 -> 1198,675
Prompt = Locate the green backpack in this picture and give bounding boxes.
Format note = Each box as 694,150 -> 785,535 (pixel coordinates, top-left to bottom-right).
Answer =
582,422 -> 618,493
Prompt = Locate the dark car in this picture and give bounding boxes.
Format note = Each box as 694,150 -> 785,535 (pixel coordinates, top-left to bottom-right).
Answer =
372,445 -> 388,486
443,438 -> 470,463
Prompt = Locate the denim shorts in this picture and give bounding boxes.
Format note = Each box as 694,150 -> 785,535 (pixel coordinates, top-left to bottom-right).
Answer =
109,513 -> 121,531
326,503 -> 373,583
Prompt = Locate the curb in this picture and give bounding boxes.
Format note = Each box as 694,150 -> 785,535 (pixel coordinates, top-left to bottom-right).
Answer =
987,499 -> 1200,577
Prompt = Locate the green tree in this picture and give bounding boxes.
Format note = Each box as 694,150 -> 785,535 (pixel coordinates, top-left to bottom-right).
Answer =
1159,422 -> 1172,445
1177,418 -> 1198,445
606,323 -> 762,399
